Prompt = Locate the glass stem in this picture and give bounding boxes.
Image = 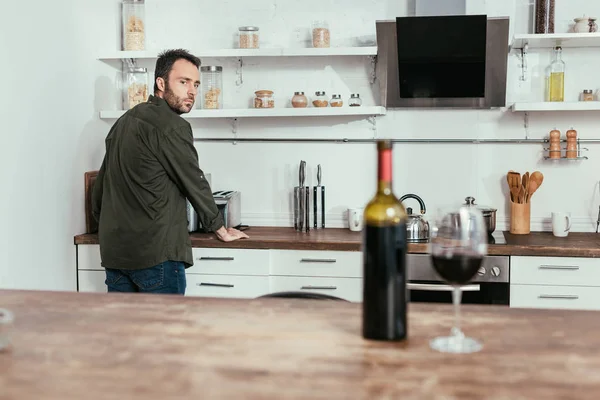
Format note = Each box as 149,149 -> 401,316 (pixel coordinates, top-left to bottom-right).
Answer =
451,286 -> 464,339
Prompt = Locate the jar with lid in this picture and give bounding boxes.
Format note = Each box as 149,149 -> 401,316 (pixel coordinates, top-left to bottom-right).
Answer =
582,89 -> 594,101
349,93 -> 362,107
291,92 -> 308,108
122,0 -> 146,51
312,91 -> 329,107
330,94 -> 343,107
254,90 -> 274,108
201,66 -> 223,109
311,21 -> 330,48
239,26 -> 260,49
122,66 -> 148,109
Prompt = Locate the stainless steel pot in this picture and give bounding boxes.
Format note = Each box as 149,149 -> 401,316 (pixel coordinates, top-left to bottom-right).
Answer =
464,196 -> 497,235
399,194 -> 430,242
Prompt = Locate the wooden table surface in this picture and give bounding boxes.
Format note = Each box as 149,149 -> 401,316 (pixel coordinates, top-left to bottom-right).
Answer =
75,227 -> 600,257
1,289 -> 599,399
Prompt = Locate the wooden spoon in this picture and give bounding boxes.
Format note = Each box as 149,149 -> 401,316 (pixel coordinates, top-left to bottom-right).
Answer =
528,171 -> 544,200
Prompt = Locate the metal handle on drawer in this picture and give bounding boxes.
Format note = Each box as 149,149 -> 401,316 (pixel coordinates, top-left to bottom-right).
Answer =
197,257 -> 235,261
407,283 -> 480,292
539,265 -> 580,271
299,258 -> 337,263
300,285 -> 337,290
197,283 -> 234,288
538,294 -> 579,300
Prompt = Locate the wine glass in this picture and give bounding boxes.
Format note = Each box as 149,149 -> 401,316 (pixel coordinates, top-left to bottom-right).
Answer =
429,204 -> 488,354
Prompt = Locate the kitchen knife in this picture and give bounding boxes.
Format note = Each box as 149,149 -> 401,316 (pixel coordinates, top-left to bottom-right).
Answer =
319,165 -> 325,228
299,161 -> 306,232
305,185 -> 310,232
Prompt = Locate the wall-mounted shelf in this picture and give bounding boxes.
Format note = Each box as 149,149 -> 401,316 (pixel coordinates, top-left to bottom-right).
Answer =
99,106 -> 386,120
512,102 -> 600,112
511,33 -> 600,50
98,47 -> 378,61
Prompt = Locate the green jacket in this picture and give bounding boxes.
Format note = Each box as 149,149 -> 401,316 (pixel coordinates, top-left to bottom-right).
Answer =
92,95 -> 224,270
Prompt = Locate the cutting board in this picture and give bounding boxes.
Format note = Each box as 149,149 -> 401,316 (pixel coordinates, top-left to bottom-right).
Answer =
84,171 -> 99,234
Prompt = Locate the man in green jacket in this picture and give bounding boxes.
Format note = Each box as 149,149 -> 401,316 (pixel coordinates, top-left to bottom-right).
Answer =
92,49 -> 248,295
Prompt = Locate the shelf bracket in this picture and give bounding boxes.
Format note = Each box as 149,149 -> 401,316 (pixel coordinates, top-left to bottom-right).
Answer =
368,55 -> 377,84
367,116 -> 377,138
524,111 -> 529,140
518,43 -> 528,81
124,58 -> 137,69
229,118 -> 239,144
235,57 -> 243,86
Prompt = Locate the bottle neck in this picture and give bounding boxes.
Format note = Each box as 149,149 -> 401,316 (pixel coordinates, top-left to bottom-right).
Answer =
554,49 -> 563,61
377,148 -> 392,195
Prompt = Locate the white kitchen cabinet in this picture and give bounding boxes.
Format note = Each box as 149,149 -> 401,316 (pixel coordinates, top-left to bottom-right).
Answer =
78,270 -> 107,293
270,276 -> 362,302
186,274 -> 270,299
270,250 -> 362,278
189,248 -> 270,275
510,256 -> 600,311
77,245 -> 103,271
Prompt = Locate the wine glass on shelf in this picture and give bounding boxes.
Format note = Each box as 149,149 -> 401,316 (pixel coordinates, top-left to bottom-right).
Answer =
429,203 -> 488,354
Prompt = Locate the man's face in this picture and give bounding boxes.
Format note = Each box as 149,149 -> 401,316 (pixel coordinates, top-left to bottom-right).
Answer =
161,59 -> 200,114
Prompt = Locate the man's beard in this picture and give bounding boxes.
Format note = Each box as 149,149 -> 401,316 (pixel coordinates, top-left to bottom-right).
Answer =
163,83 -> 194,115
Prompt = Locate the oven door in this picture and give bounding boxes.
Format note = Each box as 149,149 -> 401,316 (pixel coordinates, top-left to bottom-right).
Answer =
407,254 -> 510,305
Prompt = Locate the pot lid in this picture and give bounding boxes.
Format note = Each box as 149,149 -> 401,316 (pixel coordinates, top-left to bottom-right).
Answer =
463,196 -> 497,213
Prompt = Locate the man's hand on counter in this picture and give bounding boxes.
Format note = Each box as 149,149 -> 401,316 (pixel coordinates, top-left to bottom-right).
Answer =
215,226 -> 250,242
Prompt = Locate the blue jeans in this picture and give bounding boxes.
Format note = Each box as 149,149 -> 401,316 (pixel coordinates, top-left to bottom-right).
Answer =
105,261 -> 186,295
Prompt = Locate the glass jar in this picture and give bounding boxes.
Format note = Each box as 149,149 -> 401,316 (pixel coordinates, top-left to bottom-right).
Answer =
312,21 -> 330,48
330,94 -> 343,107
239,26 -> 260,49
291,92 -> 308,108
312,91 -> 329,107
200,66 -> 223,109
254,90 -> 274,108
582,89 -> 594,101
122,0 -> 146,51
349,93 -> 362,107
122,67 -> 149,109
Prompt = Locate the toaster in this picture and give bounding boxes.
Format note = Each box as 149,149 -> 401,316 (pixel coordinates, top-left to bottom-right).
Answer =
187,190 -> 242,232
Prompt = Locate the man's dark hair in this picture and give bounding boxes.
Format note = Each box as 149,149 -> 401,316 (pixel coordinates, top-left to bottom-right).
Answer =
154,49 -> 201,94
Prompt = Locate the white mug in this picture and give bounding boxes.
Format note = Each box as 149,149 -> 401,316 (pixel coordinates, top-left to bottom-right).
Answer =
551,212 -> 572,237
347,208 -> 364,232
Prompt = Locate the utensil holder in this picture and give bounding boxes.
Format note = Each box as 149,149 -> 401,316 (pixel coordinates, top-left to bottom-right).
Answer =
510,201 -> 531,234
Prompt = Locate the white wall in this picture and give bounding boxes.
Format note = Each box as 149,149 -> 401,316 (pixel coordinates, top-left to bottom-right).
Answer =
2,0 -> 600,291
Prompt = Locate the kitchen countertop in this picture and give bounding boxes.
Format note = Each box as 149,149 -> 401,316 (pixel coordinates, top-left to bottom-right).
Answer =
1,289 -> 599,399
74,227 -> 600,257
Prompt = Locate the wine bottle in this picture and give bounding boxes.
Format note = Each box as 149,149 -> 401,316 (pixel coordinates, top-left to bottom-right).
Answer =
362,140 -> 408,341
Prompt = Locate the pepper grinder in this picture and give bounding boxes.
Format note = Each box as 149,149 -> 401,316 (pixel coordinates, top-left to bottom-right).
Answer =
549,129 -> 561,159
566,128 -> 578,159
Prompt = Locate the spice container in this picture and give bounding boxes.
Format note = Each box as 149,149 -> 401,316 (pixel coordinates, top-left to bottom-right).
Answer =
312,21 -> 330,48
312,91 -> 329,107
254,90 -> 274,108
582,89 -> 594,101
566,128 -> 578,159
122,67 -> 148,109
239,26 -> 259,49
122,0 -> 146,51
291,92 -> 308,108
200,66 -> 223,109
330,94 -> 343,107
349,93 -> 362,107
534,0 -> 555,34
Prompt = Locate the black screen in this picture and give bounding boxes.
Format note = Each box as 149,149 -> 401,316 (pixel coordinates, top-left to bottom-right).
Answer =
395,15 -> 487,99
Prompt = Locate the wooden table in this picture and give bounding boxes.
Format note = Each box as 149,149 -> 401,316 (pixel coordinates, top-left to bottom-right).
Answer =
1,289 -> 600,399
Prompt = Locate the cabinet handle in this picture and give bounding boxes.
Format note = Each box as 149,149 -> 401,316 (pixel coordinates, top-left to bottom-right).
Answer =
300,258 -> 337,263
539,265 -> 579,271
197,257 -> 235,261
538,294 -> 579,300
407,283 -> 480,292
198,283 -> 234,288
300,285 -> 337,290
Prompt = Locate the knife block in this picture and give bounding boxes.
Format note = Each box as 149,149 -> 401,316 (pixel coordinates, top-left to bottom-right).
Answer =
510,201 -> 531,235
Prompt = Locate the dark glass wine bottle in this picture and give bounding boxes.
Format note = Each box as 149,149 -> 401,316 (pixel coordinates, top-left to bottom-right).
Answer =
362,140 -> 408,341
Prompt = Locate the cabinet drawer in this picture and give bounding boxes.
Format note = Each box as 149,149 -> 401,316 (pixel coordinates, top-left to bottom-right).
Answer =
510,284 -> 600,311
271,250 -> 361,278
511,256 -> 600,286
77,245 -> 102,271
186,274 -> 270,299
270,276 -> 362,302
189,248 -> 270,276
78,271 -> 107,293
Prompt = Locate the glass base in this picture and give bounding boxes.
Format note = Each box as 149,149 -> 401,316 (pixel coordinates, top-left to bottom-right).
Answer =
430,335 -> 482,354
